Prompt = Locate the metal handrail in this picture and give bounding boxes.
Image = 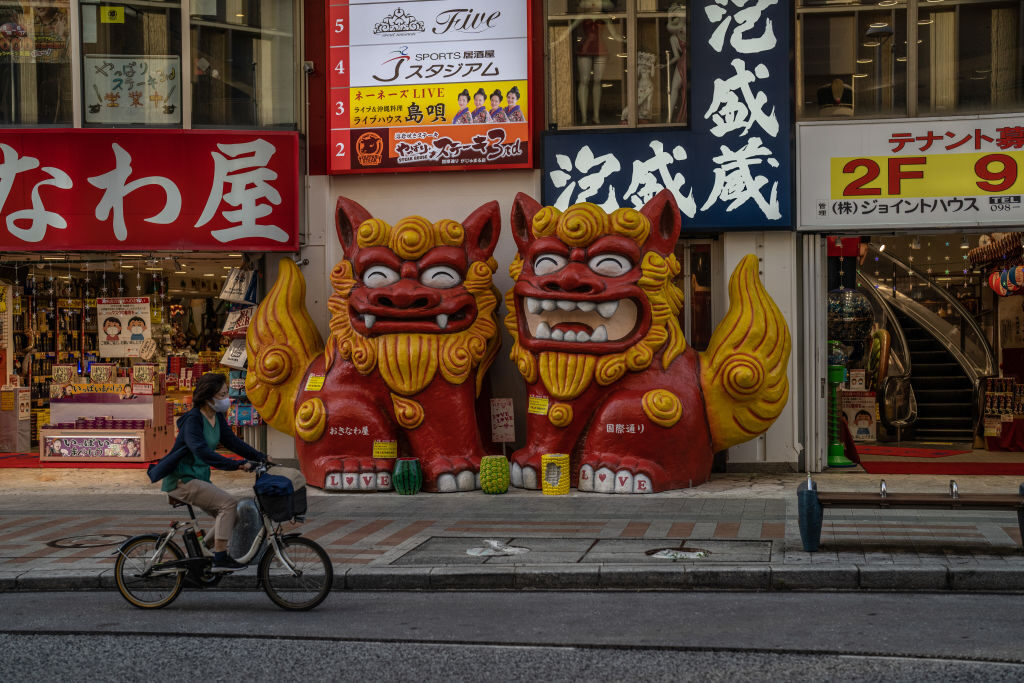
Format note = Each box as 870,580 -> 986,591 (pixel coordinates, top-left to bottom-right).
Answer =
865,244 -> 995,378
856,271 -> 917,436
856,271 -> 912,378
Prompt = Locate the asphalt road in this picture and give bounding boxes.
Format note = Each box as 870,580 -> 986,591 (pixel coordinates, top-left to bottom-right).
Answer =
2,590 -> 1024,681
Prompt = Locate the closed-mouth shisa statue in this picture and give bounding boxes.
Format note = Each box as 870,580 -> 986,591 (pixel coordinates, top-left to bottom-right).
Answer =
505,190 -> 791,493
246,197 -> 502,492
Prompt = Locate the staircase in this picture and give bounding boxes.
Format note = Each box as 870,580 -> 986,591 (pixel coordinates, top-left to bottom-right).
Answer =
892,309 -> 975,442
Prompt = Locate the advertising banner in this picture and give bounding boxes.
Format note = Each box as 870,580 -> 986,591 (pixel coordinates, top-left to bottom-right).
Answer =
0,129 -> 299,251
0,5 -> 69,63
540,0 -> 791,229
97,297 -> 151,358
43,433 -> 143,459
799,115 -> 1024,230
328,1 -> 532,173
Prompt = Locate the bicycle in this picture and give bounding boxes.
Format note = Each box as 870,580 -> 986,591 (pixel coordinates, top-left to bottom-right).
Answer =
113,463 -> 333,611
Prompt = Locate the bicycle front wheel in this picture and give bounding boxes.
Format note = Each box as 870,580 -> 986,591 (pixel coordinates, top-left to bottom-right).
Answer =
259,536 -> 333,611
114,534 -> 185,609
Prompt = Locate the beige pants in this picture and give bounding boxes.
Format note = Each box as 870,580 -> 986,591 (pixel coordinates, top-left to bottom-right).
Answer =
169,478 -> 237,552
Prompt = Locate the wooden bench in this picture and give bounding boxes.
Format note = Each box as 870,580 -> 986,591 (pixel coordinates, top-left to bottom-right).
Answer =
797,478 -> 1024,552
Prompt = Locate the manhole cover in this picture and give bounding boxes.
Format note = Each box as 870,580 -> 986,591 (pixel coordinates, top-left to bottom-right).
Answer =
466,539 -> 530,557
646,545 -> 710,561
47,534 -> 130,549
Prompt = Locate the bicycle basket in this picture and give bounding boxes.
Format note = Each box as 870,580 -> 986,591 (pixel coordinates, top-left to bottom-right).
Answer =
257,487 -> 307,523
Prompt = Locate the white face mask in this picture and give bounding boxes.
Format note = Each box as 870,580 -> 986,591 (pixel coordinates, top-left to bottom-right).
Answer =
131,326 -> 142,334
210,397 -> 231,413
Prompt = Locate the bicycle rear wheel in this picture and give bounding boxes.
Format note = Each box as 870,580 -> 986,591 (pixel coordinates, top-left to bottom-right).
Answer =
114,534 -> 185,609
259,536 -> 333,611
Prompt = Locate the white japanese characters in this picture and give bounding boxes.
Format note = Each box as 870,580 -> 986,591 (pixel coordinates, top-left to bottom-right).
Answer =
0,136 -> 291,246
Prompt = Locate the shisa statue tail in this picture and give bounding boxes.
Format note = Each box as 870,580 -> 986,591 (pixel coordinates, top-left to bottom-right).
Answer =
700,254 -> 791,452
245,259 -> 324,436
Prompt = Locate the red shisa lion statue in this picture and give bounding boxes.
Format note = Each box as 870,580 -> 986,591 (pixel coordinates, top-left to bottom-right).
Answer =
246,197 -> 502,492
505,190 -> 791,493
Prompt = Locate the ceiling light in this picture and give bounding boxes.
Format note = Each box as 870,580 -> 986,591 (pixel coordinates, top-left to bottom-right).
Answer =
863,40 -> 881,47
43,256 -> 65,261
204,273 -> 215,277
852,73 -> 869,78
878,0 -> 898,6
174,270 -> 187,274
145,267 -> 162,271
222,265 -> 233,269
856,58 -> 873,63
879,244 -> 887,252
119,253 -> 143,257
918,18 -> 934,24
122,265 -> 135,269
896,56 -> 908,62
227,254 -> 242,257
869,22 -> 889,28
911,237 -> 921,249
960,237 -> 970,249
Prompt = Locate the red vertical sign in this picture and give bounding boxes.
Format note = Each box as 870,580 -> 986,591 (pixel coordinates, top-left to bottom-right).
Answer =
328,2 -> 351,171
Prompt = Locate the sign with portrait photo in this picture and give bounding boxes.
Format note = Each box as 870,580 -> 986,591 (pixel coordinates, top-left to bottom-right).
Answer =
97,297 -> 152,358
328,1 -> 533,173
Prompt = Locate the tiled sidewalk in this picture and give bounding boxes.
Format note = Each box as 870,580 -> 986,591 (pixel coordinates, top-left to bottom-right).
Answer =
0,469 -> 1022,590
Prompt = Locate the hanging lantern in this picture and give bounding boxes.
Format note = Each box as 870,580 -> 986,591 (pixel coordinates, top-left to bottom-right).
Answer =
989,271 -> 1007,296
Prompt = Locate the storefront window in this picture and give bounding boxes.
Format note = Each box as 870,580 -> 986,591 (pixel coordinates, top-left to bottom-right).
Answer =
918,0 -> 1023,115
546,0 -> 689,128
798,0 -> 908,119
0,1 -> 72,126
191,0 -> 296,128
80,1 -> 183,126
799,0 -> 1023,119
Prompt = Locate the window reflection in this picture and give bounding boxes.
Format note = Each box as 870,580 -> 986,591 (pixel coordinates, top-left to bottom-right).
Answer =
191,0 -> 295,128
798,0 -> 1023,119
0,1 -> 71,125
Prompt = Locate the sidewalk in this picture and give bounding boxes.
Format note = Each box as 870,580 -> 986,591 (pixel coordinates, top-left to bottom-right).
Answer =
1,467 -> 1022,592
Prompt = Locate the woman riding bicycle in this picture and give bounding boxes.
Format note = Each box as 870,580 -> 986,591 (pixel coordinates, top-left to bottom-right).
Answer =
148,372 -> 268,570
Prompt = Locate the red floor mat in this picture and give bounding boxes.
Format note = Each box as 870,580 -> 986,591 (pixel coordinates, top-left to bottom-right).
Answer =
0,452 -> 150,469
858,460 -> 1024,475
855,446 -> 970,459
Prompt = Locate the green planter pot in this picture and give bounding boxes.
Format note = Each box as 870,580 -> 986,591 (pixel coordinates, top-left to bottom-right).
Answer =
480,455 -> 510,494
392,457 -> 423,495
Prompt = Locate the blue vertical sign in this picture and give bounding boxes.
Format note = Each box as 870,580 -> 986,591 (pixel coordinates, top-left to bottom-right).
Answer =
542,0 -> 791,230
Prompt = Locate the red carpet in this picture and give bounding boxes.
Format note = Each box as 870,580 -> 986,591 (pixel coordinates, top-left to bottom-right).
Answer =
0,452 -> 151,469
855,445 -> 970,459
858,460 -> 1024,475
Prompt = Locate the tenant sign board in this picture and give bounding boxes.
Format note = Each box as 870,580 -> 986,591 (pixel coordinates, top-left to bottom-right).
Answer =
0,129 -> 299,251
798,115 -> 1024,230
327,0 -> 532,173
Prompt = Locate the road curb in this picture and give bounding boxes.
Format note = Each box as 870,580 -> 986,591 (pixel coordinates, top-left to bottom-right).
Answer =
5,564 -> 1024,592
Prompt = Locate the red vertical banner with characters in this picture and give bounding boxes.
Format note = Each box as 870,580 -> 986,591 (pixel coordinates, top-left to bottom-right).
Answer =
326,0 -> 532,173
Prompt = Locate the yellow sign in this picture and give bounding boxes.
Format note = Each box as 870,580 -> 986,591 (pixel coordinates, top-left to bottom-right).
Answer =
100,6 -> 125,23
527,395 -> 549,416
0,392 -> 13,411
830,151 -> 1024,199
349,80 -> 527,129
372,440 -> 397,459
304,375 -> 325,391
